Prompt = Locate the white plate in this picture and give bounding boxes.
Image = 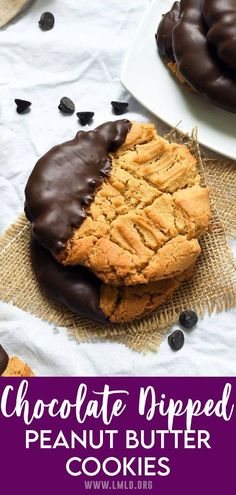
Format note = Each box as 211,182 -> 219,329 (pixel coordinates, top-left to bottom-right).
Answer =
121,0 -> 236,160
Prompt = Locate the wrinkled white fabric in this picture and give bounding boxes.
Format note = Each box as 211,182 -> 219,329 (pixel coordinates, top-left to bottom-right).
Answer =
0,0 -> 235,376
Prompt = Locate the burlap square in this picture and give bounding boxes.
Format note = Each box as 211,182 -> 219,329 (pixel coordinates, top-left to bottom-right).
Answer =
0,132 -> 236,352
0,0 -> 29,27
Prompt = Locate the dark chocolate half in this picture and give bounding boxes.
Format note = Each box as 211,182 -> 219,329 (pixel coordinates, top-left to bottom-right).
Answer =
25,120 -> 131,254
31,238 -> 107,325
0,345 -> 9,375
202,0 -> 236,71
155,1 -> 180,61
172,0 -> 236,113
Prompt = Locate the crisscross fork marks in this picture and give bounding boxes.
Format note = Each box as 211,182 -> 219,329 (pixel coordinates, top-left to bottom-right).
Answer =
59,122 -> 211,286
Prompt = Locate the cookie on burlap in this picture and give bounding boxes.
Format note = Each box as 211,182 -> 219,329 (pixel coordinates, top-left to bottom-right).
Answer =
100,263 -> 194,323
31,238 -> 195,324
25,120 -> 211,286
0,345 -> 34,377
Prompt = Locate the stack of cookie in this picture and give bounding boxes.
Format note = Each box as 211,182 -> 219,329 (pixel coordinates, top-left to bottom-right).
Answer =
0,344 -> 34,377
25,120 -> 211,325
156,0 -> 236,113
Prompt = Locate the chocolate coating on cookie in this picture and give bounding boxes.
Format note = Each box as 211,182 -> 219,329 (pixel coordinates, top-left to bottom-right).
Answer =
31,238 -> 107,325
0,345 -> 9,375
172,0 -> 236,112
155,1 -> 180,61
25,120 -> 131,254
202,0 -> 236,71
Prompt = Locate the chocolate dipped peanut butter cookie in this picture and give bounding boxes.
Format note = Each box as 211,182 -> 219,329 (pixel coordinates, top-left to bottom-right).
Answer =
202,0 -> 236,71
156,0 -> 236,113
25,121 -> 211,287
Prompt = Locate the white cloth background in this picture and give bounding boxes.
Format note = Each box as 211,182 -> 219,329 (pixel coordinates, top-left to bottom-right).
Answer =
0,0 -> 235,376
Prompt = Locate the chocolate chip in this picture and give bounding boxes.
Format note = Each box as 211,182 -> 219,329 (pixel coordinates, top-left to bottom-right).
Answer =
111,101 -> 129,115
15,99 -> 32,114
179,310 -> 198,329
58,97 -> 75,114
77,112 -> 94,126
168,330 -> 184,351
39,12 -> 55,31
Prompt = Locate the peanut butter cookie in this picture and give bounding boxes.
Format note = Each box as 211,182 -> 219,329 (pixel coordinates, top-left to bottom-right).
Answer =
31,238 -> 194,324
58,123 -> 210,285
